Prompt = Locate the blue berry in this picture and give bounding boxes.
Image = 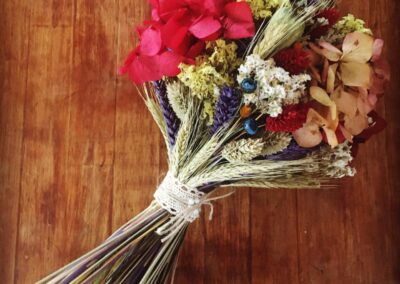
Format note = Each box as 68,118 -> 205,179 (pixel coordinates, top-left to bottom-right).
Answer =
240,78 -> 257,93
243,118 -> 258,135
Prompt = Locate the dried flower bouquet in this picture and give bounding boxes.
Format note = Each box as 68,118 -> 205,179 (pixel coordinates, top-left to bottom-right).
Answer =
39,0 -> 389,283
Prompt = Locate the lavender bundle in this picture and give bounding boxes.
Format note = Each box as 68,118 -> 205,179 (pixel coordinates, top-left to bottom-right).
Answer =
40,0 -> 389,282
153,81 -> 180,145
211,87 -> 241,134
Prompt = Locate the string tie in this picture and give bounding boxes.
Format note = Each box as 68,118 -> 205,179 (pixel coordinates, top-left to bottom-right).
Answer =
154,172 -> 234,242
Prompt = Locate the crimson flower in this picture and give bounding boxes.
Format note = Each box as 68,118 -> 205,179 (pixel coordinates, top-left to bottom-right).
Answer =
119,0 -> 255,84
310,8 -> 341,39
266,104 -> 310,133
274,44 -> 311,75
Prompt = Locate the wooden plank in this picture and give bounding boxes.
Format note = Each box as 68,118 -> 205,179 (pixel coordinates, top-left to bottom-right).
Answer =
113,0 -> 159,229
14,0 -> 118,282
296,1 -> 400,283
59,0 -> 118,271
251,189 -> 300,283
0,1 -> 30,283
0,0 -> 399,283
203,190 -> 251,283
15,24 -> 73,283
31,0 -> 73,27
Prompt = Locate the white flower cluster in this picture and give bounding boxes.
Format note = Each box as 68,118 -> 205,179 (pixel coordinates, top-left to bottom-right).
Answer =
237,54 -> 311,117
320,142 -> 356,178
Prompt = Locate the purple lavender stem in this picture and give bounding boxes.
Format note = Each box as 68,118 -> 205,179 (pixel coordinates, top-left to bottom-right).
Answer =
210,86 -> 241,134
265,140 -> 319,161
153,81 -> 180,145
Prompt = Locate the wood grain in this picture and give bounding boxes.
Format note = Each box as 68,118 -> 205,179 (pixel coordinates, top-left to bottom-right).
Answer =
0,0 -> 399,283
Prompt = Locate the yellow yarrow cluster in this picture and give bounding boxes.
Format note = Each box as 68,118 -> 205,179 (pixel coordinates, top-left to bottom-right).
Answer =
325,14 -> 373,43
178,39 -> 241,123
335,14 -> 373,35
244,0 -> 282,20
178,40 -> 241,97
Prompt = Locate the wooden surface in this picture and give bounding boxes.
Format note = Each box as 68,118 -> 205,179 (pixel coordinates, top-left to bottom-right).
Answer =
0,0 -> 399,283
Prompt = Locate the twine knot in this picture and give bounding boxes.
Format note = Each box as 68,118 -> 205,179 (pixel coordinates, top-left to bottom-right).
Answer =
154,172 -> 234,242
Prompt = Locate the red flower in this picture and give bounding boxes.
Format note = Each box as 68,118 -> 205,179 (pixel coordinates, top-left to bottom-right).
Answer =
274,44 -> 311,75
119,0 -> 255,84
266,104 -> 309,132
310,8 -> 341,39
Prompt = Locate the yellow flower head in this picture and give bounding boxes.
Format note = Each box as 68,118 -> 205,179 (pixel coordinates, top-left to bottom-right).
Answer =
178,39 -> 242,123
325,14 -> 373,43
243,0 -> 282,20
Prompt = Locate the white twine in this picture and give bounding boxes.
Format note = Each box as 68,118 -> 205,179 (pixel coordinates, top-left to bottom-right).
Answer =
154,172 -> 234,242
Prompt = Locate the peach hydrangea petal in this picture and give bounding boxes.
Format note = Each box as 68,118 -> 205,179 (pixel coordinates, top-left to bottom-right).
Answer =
310,86 -> 337,120
340,62 -> 371,88
323,126 -> 339,148
319,41 -> 342,53
322,59 -> 329,85
344,112 -> 369,136
292,122 -> 323,148
310,65 -> 322,83
309,42 -> 341,62
331,87 -> 358,117
326,63 -> 338,94
356,95 -> 373,115
339,125 -> 353,143
341,31 -> 374,63
307,108 -> 339,147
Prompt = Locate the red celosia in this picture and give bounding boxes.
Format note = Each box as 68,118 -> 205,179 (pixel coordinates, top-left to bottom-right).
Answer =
119,0 -> 256,84
274,45 -> 311,75
310,8 -> 341,39
266,104 -> 309,132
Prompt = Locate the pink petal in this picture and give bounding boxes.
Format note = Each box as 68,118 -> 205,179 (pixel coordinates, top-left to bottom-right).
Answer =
357,96 -> 374,115
140,27 -> 162,56
202,30 -> 222,41
223,2 -> 255,39
189,16 -> 222,39
319,41 -> 342,54
172,33 -> 191,55
127,55 -> 163,84
309,42 -> 341,61
152,8 -> 160,21
368,93 -> 378,106
157,51 -> 183,77
373,57 -> 391,81
188,0 -> 225,17
161,12 -> 191,51
371,39 -> 384,62
118,47 -> 139,75
157,0 -> 186,21
149,0 -> 161,20
186,40 -> 205,59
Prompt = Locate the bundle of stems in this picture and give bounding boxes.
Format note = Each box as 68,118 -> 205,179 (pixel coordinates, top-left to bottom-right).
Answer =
39,85 -> 329,283
38,203 -> 189,283
39,1 -> 347,282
